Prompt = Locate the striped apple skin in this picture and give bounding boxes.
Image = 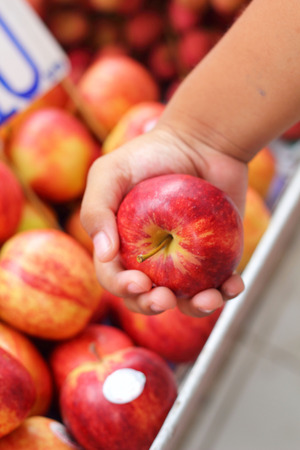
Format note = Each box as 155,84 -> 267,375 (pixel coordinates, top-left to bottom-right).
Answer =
0,229 -> 103,340
117,174 -> 243,298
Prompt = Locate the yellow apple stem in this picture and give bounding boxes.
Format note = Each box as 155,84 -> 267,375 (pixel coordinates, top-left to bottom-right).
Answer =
137,234 -> 173,263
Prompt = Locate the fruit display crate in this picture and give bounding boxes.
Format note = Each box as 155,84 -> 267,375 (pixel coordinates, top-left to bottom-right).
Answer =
151,139 -> 300,450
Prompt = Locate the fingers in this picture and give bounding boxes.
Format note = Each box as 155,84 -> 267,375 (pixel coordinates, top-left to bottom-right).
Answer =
177,272 -> 245,317
124,287 -> 177,315
81,153 -> 131,262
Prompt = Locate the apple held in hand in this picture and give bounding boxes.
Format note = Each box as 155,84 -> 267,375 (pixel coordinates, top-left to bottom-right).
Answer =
60,347 -> 177,450
0,229 -> 104,340
0,348 -> 36,438
0,416 -> 81,449
117,174 -> 243,298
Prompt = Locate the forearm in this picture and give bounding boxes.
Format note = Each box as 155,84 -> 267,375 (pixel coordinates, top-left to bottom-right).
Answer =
160,0 -> 300,162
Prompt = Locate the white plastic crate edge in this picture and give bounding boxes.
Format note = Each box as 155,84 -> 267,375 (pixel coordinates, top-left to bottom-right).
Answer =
151,157 -> 300,450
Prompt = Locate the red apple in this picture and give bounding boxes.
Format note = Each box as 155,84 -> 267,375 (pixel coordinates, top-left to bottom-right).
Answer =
64,203 -> 94,254
103,101 -> 165,154
168,0 -> 200,33
111,298 -> 222,363
8,107 -> 99,203
0,229 -> 104,340
0,161 -> 24,244
281,120 -> 300,141
0,84 -> 69,146
67,48 -> 93,85
77,55 -> 160,139
0,416 -> 81,449
124,10 -> 164,52
16,199 -> 58,232
60,347 -> 177,450
47,8 -> 90,48
177,28 -> 218,73
50,323 -> 134,391
148,43 -> 178,81
0,321 -> 53,416
117,174 -> 243,299
0,348 -> 36,438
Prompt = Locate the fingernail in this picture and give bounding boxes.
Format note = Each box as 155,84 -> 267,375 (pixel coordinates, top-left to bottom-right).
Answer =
93,231 -> 111,261
127,283 -> 146,294
198,308 -> 216,314
150,303 -> 165,313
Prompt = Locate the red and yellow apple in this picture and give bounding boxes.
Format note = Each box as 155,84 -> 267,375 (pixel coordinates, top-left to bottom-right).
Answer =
0,321 -> 53,416
0,416 -> 81,449
103,101 -> 165,154
77,55 -> 160,139
8,107 -> 99,203
117,174 -> 243,298
64,203 -> 94,254
0,229 -> 104,339
248,147 -> 276,199
16,199 -> 58,232
60,347 -> 177,450
237,186 -> 271,272
0,161 -> 24,244
50,323 -> 134,391
0,348 -> 35,438
110,298 -> 222,363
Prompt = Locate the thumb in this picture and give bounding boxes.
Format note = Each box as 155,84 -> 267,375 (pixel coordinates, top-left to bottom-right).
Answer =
80,154 -> 129,262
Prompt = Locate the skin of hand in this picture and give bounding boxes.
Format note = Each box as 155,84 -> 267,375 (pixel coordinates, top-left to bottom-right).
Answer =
81,0 -> 300,317
81,125 -> 247,317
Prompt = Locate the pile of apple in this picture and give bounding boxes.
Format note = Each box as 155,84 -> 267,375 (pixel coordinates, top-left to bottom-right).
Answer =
0,0 -> 285,448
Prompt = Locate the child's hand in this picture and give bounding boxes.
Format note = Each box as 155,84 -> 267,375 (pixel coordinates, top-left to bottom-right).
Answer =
81,125 -> 247,317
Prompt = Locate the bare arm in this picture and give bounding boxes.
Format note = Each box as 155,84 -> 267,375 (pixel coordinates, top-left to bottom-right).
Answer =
161,0 -> 300,160
81,0 -> 300,317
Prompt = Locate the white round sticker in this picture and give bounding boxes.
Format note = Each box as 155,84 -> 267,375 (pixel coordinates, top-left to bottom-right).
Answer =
103,368 -> 146,404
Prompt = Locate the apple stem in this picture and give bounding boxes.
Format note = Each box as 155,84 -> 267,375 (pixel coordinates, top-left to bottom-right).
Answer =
137,234 -> 173,263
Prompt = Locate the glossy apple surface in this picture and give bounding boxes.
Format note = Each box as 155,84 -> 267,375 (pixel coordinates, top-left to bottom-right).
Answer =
103,101 -> 165,154
60,347 -> 177,450
0,416 -> 81,449
0,161 -> 24,244
0,321 -> 53,416
117,174 -> 243,298
9,107 -> 99,203
0,348 -> 36,438
110,297 -> 222,363
78,55 -> 159,138
0,229 -> 104,339
49,323 -> 134,391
